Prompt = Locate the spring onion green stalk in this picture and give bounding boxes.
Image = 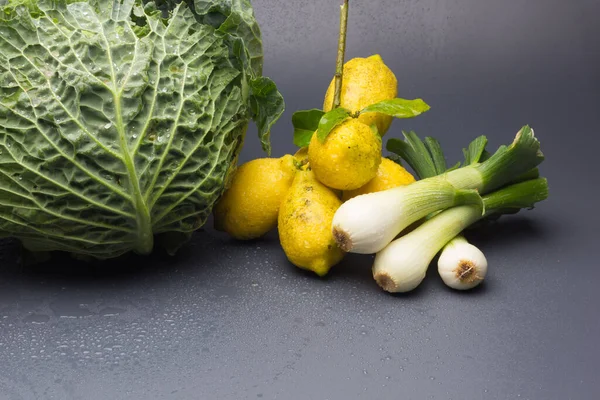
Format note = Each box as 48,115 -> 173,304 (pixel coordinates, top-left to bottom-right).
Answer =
442,126 -> 544,193
332,180 -> 483,254
438,235 -> 488,290
333,126 -> 544,254
372,178 -> 549,293
508,168 -> 540,185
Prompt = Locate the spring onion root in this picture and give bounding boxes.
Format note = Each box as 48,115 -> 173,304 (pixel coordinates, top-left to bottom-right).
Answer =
438,235 -> 488,290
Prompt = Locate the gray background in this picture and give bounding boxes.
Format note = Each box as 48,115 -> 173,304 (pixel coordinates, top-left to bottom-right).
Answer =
1,1 -> 599,399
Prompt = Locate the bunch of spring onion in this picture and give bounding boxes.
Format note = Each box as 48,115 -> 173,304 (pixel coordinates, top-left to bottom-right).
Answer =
331,126 -> 549,292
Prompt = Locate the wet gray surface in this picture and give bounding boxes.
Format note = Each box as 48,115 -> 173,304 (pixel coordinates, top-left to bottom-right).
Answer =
1,1 -> 600,399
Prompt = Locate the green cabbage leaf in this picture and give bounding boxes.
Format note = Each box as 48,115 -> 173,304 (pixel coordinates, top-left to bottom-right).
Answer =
0,0 -> 284,258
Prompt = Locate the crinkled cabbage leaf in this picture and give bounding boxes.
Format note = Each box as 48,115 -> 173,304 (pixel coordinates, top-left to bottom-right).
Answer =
0,0 -> 284,258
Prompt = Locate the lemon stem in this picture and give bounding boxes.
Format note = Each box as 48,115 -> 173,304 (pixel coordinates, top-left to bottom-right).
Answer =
333,0 -> 349,109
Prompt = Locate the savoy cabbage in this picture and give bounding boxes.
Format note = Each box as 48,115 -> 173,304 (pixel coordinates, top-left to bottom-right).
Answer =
0,0 -> 284,258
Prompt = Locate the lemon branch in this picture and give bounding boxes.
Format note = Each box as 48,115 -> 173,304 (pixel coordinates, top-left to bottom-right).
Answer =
333,0 -> 349,109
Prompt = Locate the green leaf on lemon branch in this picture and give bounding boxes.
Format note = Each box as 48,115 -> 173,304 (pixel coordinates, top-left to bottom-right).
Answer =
292,109 -> 325,147
360,98 -> 431,119
317,107 -> 351,142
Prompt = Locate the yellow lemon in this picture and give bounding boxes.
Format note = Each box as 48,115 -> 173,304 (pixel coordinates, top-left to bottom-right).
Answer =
323,55 -> 397,135
214,155 -> 297,240
278,169 -> 345,276
295,146 -> 344,198
342,158 -> 416,201
308,118 -> 382,191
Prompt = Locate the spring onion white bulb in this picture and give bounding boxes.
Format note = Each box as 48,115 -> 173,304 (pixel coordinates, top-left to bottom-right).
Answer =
437,235 -> 488,290
332,179 -> 482,254
373,178 -> 549,293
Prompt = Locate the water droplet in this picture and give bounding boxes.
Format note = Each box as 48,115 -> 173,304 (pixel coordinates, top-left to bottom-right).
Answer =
23,313 -> 49,324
